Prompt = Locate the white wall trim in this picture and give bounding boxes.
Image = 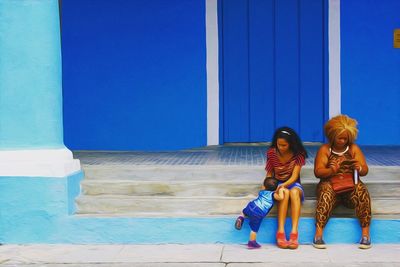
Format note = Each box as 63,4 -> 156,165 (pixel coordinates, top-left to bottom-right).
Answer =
206,0 -> 220,145
329,0 -> 341,117
0,148 -> 81,177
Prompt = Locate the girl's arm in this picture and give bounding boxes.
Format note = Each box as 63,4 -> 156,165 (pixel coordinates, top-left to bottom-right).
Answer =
278,164 -> 301,188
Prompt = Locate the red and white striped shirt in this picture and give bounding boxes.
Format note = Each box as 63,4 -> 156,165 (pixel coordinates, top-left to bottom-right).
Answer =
265,148 -> 305,181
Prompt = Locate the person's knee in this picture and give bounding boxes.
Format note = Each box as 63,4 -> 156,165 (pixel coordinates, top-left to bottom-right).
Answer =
278,190 -> 290,208
282,187 -> 289,195
356,183 -> 370,196
281,188 -> 290,199
289,188 -> 301,200
319,182 -> 334,193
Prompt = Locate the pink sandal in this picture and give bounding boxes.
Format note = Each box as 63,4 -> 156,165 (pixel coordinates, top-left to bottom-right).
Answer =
288,232 -> 299,249
276,232 -> 289,249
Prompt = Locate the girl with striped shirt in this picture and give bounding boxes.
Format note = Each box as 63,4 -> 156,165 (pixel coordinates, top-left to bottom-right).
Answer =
265,127 -> 308,249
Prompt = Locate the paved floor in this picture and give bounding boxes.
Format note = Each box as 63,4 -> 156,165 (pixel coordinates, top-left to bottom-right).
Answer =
0,244 -> 399,266
74,144 -> 400,166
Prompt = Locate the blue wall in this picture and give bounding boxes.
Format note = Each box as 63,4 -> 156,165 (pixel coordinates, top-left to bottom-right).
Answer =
62,0 -> 207,151
341,0 -> 400,145
60,0 -> 400,149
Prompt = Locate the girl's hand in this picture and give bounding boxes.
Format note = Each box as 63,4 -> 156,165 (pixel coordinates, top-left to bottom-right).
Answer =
275,184 -> 285,192
274,187 -> 286,201
278,187 -> 285,195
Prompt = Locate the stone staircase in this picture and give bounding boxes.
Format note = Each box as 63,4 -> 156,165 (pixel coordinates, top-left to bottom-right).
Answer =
76,164 -> 400,218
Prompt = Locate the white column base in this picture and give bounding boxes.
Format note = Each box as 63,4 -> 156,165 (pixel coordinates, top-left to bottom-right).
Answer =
0,148 -> 81,177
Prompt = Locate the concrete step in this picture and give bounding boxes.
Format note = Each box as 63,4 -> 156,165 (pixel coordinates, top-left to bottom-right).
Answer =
75,195 -> 399,217
81,179 -> 399,198
76,164 -> 400,217
80,165 -> 400,198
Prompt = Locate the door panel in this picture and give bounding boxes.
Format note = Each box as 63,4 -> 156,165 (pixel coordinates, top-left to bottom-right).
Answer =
249,0 -> 275,141
220,0 -> 326,143
299,0 -> 325,141
222,0 -> 250,142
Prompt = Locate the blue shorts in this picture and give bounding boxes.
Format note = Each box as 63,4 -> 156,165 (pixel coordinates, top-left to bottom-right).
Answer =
242,202 -> 267,232
278,180 -> 305,202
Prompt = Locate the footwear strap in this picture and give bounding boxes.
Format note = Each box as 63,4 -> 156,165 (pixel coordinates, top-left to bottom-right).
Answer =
290,232 -> 298,239
276,232 -> 286,239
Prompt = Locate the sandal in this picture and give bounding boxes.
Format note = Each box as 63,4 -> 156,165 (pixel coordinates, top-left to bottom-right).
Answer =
288,232 -> 299,249
235,216 -> 244,230
276,232 -> 289,249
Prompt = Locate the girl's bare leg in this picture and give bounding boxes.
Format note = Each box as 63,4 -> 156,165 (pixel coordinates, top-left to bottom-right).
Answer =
289,188 -> 302,234
277,189 -> 289,233
249,231 -> 257,241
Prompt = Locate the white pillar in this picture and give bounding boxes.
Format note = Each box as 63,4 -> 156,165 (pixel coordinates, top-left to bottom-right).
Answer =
206,0 -> 220,145
329,0 -> 341,117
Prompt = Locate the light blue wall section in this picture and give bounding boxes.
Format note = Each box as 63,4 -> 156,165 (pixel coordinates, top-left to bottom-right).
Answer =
0,171 -> 83,243
0,215 -> 399,244
0,172 -> 83,217
341,0 -> 400,145
0,0 -> 64,149
67,172 -> 85,214
62,0 -> 207,151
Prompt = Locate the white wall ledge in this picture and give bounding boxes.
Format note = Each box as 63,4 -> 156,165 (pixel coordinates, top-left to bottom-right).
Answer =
0,148 -> 81,177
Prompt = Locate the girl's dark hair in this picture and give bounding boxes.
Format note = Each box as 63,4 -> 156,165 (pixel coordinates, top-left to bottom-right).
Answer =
270,126 -> 308,158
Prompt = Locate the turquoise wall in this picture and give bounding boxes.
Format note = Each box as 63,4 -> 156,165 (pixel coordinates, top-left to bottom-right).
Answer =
341,0 -> 400,145
1,214 -> 399,244
0,0 -> 64,149
0,171 -> 84,243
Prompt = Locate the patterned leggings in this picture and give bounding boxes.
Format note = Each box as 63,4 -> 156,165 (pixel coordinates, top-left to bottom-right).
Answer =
315,180 -> 372,228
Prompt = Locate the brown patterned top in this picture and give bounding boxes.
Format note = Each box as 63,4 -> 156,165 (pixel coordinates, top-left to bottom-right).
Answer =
328,146 -> 355,176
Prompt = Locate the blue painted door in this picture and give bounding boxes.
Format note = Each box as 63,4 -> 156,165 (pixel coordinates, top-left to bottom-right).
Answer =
62,0 -> 207,151
220,0 -> 327,143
